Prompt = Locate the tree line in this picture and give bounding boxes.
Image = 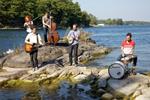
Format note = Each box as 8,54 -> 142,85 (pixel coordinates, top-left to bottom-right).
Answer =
97,18 -> 124,25
0,0 -> 96,28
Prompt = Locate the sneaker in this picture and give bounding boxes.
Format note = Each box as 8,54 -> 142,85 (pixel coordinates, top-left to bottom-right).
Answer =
75,64 -> 78,67
35,67 -> 38,71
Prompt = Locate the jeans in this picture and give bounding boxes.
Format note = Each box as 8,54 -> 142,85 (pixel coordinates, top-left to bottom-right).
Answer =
117,54 -> 137,66
43,27 -> 48,43
30,50 -> 38,68
69,44 -> 78,65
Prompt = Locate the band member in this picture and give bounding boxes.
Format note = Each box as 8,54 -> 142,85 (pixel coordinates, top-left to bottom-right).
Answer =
25,26 -> 43,71
118,33 -> 137,73
67,24 -> 80,66
42,12 -> 51,43
24,15 -> 33,34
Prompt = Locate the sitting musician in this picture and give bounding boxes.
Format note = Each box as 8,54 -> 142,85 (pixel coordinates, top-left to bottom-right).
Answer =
67,24 -> 80,66
118,33 -> 137,73
25,26 -> 43,71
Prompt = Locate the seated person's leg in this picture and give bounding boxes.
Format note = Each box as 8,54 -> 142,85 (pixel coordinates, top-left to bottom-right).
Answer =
117,54 -> 123,61
132,55 -> 137,66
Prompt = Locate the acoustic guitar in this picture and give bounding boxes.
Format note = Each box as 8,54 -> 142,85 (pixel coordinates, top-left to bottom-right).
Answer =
24,43 -> 44,53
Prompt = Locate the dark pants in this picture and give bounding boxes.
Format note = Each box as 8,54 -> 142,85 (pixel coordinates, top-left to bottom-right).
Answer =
69,44 -> 78,65
30,50 -> 38,68
43,27 -> 48,43
117,54 -> 137,66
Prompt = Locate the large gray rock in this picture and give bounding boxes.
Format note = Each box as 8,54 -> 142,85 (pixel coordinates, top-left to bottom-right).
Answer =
101,93 -> 113,100
98,69 -> 109,88
4,46 -> 63,68
108,74 -> 150,96
135,88 -> 150,100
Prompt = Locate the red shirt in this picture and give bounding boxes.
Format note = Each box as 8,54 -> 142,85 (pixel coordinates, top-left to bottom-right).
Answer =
121,40 -> 135,54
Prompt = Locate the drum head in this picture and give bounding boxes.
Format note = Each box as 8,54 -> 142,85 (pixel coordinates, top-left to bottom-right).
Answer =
108,63 -> 125,79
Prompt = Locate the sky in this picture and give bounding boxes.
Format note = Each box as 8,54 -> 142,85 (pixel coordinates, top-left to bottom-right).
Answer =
73,0 -> 150,22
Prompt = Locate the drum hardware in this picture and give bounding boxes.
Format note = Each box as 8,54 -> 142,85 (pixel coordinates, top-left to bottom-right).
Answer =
108,56 -> 134,79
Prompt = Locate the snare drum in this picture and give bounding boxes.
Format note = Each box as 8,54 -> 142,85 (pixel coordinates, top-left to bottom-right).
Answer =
108,61 -> 128,79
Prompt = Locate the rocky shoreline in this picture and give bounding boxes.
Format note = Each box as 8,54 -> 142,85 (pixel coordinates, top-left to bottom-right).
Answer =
0,40 -> 150,100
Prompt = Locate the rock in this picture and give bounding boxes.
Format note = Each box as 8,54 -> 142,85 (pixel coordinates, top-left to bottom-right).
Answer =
98,69 -> 109,88
74,74 -> 88,82
0,56 -> 7,68
108,74 -> 150,96
77,84 -> 91,92
97,88 -> 106,95
4,46 -> 63,68
132,90 -> 142,98
135,88 -> 150,100
0,77 -> 9,83
101,93 -> 113,100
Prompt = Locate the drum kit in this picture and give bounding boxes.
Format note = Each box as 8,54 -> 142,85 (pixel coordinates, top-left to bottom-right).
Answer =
108,56 -> 134,79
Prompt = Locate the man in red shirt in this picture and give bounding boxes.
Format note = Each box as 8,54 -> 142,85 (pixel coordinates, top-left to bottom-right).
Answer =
118,33 -> 137,67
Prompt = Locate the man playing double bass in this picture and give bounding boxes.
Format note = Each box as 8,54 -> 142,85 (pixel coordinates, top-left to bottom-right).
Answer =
42,12 -> 51,43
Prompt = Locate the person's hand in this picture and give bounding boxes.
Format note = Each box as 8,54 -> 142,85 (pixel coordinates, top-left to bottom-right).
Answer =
122,53 -> 125,57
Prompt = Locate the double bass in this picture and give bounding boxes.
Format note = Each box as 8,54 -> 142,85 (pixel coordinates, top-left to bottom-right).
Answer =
48,20 -> 60,45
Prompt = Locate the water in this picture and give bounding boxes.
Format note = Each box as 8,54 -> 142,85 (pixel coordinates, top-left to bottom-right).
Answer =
0,29 -> 67,54
83,25 -> 150,72
0,25 -> 150,99
0,25 -> 150,70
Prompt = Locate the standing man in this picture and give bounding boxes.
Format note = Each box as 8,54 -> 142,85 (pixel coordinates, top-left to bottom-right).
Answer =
42,12 -> 51,43
25,26 -> 43,71
67,24 -> 80,66
118,33 -> 137,73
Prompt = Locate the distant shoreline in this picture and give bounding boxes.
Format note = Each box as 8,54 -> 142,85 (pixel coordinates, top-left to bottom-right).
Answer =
1,24 -> 150,30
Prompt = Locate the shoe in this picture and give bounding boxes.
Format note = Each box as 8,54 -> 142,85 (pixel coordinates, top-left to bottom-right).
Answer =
35,67 -> 38,71
69,63 -> 72,66
32,68 -> 35,72
75,64 -> 78,67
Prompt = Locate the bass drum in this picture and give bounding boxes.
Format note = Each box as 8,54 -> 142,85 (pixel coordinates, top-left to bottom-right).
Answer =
108,61 -> 128,79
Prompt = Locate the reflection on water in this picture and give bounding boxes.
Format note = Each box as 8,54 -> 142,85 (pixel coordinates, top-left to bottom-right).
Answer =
0,89 -> 25,100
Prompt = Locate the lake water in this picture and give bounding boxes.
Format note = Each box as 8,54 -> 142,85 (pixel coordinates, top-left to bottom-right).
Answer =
0,25 -> 150,99
0,25 -> 150,71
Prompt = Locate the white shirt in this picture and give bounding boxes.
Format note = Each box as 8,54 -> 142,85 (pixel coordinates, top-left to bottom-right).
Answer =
24,21 -> 33,33
67,30 -> 80,45
25,33 -> 43,45
42,15 -> 51,28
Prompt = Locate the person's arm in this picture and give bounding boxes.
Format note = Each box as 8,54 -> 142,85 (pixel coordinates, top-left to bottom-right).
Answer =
42,16 -> 51,28
132,42 -> 135,55
76,30 -> 80,40
38,34 -> 44,45
121,46 -> 125,57
121,41 -> 125,56
25,34 -> 32,44
24,22 -> 28,27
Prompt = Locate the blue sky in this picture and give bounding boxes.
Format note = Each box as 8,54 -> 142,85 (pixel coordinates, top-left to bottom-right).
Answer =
73,0 -> 150,22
